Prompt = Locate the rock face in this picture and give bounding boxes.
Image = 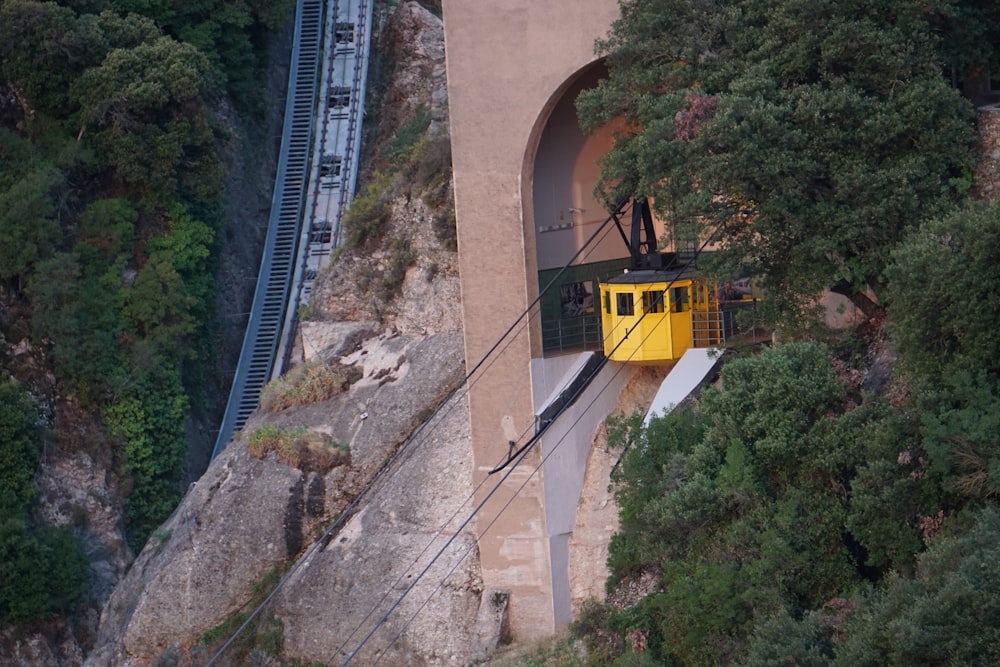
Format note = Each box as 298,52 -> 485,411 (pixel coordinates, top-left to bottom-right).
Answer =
86,6 -> 496,664
87,3 -> 492,666
87,331 -> 491,666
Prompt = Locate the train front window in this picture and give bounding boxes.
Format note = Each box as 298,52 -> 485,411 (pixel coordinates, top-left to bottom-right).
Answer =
643,290 -> 664,314
616,293 -> 634,316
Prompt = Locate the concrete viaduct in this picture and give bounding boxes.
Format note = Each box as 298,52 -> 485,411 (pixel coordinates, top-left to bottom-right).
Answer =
441,0 -> 638,640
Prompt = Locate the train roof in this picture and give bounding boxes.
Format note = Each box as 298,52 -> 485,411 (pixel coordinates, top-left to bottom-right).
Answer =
601,266 -> 701,286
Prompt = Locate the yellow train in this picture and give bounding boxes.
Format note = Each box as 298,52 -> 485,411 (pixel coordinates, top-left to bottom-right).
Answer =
595,200 -> 756,363
599,268 -> 722,362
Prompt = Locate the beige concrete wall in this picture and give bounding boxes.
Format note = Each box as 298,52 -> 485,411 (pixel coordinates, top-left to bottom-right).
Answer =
442,0 -> 619,639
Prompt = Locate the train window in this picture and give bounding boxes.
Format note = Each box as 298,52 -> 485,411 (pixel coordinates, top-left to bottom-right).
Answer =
310,220 -> 332,243
320,154 -> 343,178
335,22 -> 355,44
642,290 -> 664,314
670,286 -> 690,312
616,293 -> 634,317
603,291 -> 611,314
329,87 -> 351,108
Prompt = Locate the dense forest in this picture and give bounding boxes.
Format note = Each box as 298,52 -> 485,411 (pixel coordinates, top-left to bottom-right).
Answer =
563,0 -> 1000,665
0,0 -> 291,626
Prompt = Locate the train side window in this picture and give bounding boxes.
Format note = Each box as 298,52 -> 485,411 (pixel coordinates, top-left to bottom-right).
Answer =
670,286 -> 689,312
603,291 -> 611,314
329,86 -> 351,108
616,293 -> 634,317
335,22 -> 355,44
642,290 -> 664,314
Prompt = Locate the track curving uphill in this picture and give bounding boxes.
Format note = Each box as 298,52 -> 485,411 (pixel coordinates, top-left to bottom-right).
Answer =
213,0 -> 373,459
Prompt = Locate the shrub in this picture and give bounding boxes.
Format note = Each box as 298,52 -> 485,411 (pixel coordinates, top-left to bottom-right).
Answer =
0,381 -> 40,515
342,171 -> 394,249
0,519 -> 90,624
378,237 -> 417,302
246,425 -> 349,472
432,209 -> 457,251
259,360 -> 362,412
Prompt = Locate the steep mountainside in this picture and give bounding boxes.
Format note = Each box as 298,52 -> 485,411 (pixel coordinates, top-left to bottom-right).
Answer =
84,4 -> 504,666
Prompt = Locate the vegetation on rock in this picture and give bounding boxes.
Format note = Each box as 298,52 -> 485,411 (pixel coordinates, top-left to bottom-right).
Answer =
260,359 -> 363,412
0,380 -> 90,624
0,0 -> 292,626
247,424 -> 349,472
567,1 -> 1000,664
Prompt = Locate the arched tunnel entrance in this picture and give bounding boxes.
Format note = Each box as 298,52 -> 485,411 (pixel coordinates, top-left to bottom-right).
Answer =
529,61 -> 664,355
523,61 -> 662,628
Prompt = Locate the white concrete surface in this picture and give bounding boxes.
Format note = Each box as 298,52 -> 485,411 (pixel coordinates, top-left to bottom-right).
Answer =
644,348 -> 723,425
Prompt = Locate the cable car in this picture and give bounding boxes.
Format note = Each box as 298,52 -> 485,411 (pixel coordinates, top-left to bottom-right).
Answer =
598,199 -> 737,363
600,267 -> 722,362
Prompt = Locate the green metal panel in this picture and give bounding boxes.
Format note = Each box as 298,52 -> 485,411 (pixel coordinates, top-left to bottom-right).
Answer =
538,258 -> 630,352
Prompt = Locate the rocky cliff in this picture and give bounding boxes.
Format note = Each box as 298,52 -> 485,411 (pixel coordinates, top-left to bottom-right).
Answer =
83,4 -> 502,666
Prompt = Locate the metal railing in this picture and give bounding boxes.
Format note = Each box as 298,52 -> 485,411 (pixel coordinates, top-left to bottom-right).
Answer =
541,315 -> 604,353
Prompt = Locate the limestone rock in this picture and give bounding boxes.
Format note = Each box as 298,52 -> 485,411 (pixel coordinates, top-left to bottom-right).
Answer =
85,332 -> 491,666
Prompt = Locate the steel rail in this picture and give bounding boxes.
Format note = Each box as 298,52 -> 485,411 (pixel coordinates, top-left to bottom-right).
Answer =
212,0 -> 324,459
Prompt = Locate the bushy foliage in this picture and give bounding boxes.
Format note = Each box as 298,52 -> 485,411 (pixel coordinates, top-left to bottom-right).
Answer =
247,424 -> 348,472
260,360 -> 362,412
342,171 -> 394,250
745,508 -> 1000,666
576,343 -> 945,665
885,202 -> 1000,503
0,165 -> 62,284
0,381 -> 40,515
343,104 -> 453,253
0,518 -> 90,624
578,0 -> 976,322
0,382 -> 90,625
887,202 -> 1000,384
836,507 -> 1000,666
104,367 -> 189,552
0,0 -> 289,633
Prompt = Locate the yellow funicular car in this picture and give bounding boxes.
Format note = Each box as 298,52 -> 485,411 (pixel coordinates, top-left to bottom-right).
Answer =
598,199 -> 740,363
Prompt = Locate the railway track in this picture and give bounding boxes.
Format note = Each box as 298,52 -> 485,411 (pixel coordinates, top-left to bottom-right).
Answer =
213,0 -> 372,459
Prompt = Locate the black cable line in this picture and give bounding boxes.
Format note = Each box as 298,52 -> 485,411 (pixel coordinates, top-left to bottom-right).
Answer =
330,204 -> 633,657
208,201 -> 633,664
345,231 -> 724,664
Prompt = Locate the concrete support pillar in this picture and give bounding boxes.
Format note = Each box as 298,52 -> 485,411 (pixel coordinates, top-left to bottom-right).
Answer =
442,0 -> 619,639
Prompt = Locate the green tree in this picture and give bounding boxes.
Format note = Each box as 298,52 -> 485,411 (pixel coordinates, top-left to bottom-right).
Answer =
0,165 -> 63,286
886,202 -> 1000,384
27,252 -> 127,402
930,0 -> 1000,76
0,518 -> 90,624
836,507 -> 1000,666
104,366 -> 188,550
0,0 -> 101,114
111,0 -> 294,105
0,382 -> 90,625
0,381 -> 40,516
71,36 -> 221,201
584,343 -> 888,664
577,0 -> 975,323
886,203 -> 1000,503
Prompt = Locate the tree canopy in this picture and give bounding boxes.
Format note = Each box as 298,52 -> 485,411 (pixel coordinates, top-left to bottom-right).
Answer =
577,0 -> 978,321
0,0 -> 290,576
